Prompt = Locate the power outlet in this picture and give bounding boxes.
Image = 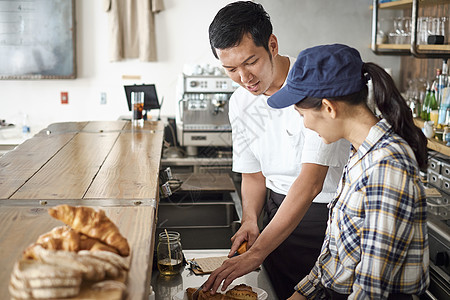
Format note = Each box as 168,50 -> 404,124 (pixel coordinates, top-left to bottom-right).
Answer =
100,92 -> 107,105
61,92 -> 68,104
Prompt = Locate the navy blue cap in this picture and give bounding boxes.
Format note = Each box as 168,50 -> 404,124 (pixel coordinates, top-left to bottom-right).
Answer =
268,44 -> 366,109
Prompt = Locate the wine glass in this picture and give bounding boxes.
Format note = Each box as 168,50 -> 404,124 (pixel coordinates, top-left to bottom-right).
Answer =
402,17 -> 411,44
388,17 -> 401,44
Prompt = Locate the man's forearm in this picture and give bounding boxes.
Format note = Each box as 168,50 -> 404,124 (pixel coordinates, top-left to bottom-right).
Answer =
240,172 -> 267,224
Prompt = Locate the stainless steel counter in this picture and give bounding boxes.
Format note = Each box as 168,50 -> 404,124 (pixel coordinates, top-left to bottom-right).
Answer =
151,249 -> 278,300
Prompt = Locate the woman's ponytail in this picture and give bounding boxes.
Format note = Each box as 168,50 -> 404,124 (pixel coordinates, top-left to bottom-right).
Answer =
363,62 -> 428,170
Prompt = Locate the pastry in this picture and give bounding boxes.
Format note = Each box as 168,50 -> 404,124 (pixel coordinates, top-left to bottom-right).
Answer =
48,204 -> 130,256
186,288 -> 233,300
225,284 -> 257,300
78,233 -> 119,254
36,226 -> 80,252
186,284 -> 257,300
22,226 -> 81,259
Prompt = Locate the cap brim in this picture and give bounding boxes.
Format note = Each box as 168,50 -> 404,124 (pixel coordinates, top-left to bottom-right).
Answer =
267,85 -> 307,109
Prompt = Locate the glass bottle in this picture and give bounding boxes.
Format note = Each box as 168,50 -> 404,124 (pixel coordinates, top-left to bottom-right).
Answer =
421,84 -> 431,121
429,89 -> 439,125
432,69 -> 441,94
438,60 -> 449,125
157,231 -> 184,276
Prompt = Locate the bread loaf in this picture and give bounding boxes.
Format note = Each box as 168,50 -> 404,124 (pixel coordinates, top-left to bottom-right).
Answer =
78,250 -> 121,278
72,254 -> 107,281
9,259 -> 82,299
31,286 -> 81,299
87,250 -> 130,270
13,257 -> 83,280
22,245 -> 88,274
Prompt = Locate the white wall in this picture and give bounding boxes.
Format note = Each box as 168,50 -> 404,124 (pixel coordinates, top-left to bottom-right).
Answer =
0,0 -> 400,132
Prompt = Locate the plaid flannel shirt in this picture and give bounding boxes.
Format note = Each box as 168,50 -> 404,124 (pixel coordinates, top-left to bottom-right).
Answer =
296,119 -> 429,299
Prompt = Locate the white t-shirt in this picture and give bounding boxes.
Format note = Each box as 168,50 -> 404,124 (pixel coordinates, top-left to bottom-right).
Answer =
228,57 -> 350,203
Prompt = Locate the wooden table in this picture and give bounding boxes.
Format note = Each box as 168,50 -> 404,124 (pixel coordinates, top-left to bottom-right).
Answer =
0,121 -> 164,300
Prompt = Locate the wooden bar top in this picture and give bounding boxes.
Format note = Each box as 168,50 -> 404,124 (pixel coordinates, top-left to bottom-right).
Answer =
0,121 -> 165,300
0,121 -> 164,200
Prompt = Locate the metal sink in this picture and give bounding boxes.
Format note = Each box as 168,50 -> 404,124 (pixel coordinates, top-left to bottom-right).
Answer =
156,191 -> 241,249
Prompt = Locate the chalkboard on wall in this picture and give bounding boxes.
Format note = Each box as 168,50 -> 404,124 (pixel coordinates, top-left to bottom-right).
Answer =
0,0 -> 76,79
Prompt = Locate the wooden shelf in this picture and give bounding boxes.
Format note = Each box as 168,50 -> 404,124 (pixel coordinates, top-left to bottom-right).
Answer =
374,44 -> 450,51
376,44 -> 411,50
413,118 -> 450,157
371,0 -> 450,10
419,44 -> 450,51
379,0 -> 412,9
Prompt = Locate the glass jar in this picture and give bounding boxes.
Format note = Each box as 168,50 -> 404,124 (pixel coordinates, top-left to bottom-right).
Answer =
157,231 -> 183,276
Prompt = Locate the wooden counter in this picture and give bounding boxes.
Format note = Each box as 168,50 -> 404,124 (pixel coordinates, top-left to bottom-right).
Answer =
0,121 -> 164,300
413,118 -> 450,157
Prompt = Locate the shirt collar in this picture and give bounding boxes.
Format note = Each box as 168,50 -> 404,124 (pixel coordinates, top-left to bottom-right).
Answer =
347,118 -> 392,169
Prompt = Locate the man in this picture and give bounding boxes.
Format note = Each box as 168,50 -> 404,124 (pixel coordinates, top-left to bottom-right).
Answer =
203,2 -> 350,299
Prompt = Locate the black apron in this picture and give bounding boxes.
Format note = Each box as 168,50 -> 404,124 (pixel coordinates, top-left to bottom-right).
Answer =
262,190 -> 328,300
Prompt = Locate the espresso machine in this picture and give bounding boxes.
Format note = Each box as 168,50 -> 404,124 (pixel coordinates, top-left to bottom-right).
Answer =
177,73 -> 238,156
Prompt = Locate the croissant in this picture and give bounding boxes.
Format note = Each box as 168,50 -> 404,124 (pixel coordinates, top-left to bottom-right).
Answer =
36,226 -> 80,252
79,234 -> 119,254
48,205 -> 130,256
22,227 -> 79,259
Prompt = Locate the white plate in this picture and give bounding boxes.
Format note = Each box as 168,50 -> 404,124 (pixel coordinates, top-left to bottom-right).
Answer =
172,285 -> 268,300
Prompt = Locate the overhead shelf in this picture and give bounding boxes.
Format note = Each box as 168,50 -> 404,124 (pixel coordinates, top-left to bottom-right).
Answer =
376,44 -> 411,50
378,0 -> 413,9
371,0 -> 450,58
375,44 -> 450,51
372,0 -> 450,9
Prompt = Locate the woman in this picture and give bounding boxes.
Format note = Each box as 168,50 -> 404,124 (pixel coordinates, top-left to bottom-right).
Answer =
268,44 -> 429,299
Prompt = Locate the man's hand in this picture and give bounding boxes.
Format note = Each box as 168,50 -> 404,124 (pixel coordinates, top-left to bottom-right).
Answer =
202,250 -> 264,294
227,221 -> 260,257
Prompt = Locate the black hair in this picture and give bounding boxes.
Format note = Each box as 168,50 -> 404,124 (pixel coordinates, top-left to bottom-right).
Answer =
208,1 -> 273,59
296,62 -> 428,170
